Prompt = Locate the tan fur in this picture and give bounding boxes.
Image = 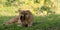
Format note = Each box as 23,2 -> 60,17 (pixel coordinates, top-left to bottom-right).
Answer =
18,10 -> 34,27
4,10 -> 34,27
4,16 -> 19,25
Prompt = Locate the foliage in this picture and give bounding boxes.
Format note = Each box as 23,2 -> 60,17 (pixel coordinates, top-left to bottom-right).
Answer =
0,0 -> 57,15
41,6 -> 50,11
34,0 -> 40,3
5,0 -> 16,6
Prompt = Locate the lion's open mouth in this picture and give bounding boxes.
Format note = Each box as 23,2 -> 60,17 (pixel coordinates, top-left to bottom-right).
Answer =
20,15 -> 25,21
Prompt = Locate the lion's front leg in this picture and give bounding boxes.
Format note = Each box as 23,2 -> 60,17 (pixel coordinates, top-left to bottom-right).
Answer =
28,22 -> 33,27
17,20 -> 23,27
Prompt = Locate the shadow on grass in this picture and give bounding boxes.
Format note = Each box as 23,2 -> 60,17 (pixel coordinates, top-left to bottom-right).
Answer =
0,15 -> 60,30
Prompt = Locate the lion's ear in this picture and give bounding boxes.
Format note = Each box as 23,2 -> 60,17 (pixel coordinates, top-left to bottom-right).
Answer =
18,10 -> 21,12
18,8 -> 22,12
26,10 -> 31,13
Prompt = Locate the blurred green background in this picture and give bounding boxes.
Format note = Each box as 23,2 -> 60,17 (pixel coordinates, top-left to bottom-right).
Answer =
0,0 -> 60,30
0,0 -> 59,16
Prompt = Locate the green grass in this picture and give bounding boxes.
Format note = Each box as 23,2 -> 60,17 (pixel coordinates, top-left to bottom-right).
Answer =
0,14 -> 60,30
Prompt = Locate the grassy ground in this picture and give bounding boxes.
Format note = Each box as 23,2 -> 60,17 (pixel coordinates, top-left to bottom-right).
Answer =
0,14 -> 60,30
0,0 -> 59,30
